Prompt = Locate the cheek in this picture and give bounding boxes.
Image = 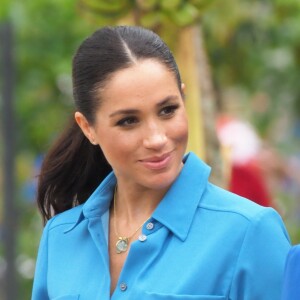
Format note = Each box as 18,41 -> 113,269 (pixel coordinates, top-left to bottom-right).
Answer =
97,131 -> 138,164
173,113 -> 189,143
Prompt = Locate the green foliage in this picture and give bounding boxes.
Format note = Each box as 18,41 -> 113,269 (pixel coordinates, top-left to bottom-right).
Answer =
167,2 -> 199,27
78,0 -> 132,24
0,0 -> 10,21
135,0 -> 159,11
160,0 -> 182,11
202,0 -> 300,136
79,0 -> 215,29
8,0 -> 96,153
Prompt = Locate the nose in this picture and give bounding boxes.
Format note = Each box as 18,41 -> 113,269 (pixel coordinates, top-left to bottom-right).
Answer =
143,122 -> 167,150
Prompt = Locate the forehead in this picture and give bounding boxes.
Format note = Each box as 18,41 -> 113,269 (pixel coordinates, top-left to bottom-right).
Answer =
109,58 -> 174,85
96,59 -> 180,109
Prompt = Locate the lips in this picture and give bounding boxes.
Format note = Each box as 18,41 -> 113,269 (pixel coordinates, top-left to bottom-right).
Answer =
139,152 -> 172,170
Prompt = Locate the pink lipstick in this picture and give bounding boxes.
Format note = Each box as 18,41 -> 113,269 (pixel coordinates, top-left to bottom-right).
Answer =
140,152 -> 172,170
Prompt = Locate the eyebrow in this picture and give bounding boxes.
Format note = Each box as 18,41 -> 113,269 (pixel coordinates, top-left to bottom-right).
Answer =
109,95 -> 180,118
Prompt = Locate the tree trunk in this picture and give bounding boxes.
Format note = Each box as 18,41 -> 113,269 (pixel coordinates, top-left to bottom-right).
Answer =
175,25 -> 224,186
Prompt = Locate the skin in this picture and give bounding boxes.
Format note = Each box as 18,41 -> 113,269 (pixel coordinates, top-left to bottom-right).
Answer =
75,58 -> 188,294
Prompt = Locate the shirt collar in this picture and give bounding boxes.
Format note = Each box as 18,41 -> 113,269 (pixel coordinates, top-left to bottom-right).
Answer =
64,173 -> 116,233
152,152 -> 211,241
82,172 -> 117,218
67,152 -> 210,239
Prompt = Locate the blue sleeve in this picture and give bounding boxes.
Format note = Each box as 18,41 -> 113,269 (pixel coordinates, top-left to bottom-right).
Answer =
31,219 -> 52,300
282,245 -> 300,300
229,208 -> 291,300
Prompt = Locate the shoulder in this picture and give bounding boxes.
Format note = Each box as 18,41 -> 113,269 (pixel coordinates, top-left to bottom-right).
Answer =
287,245 -> 300,260
184,152 -> 285,228
46,204 -> 84,231
282,245 -> 300,299
284,245 -> 300,276
200,182 -> 279,222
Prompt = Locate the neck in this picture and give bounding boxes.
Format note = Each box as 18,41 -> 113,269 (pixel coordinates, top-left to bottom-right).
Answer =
113,183 -> 167,225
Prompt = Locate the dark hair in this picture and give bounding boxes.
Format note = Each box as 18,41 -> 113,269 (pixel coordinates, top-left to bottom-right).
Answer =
37,25 -> 182,223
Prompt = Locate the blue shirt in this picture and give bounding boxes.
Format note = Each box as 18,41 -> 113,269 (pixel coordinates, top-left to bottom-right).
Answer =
32,152 -> 291,300
282,245 -> 300,299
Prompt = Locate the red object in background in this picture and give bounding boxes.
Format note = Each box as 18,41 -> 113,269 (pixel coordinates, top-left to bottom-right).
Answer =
229,160 -> 272,207
217,115 -> 273,207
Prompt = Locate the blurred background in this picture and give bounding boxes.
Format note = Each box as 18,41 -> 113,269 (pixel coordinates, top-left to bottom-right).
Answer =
1,0 -> 300,299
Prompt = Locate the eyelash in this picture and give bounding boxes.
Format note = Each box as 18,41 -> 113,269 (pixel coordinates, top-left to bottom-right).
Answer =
116,117 -> 138,127
160,104 -> 179,117
116,104 -> 180,127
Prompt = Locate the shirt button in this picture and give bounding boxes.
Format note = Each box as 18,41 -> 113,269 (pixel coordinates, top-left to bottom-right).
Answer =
146,222 -> 154,230
120,282 -> 127,291
138,234 -> 147,242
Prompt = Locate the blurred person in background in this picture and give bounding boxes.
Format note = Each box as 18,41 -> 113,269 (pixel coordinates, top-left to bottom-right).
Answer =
32,25 -> 290,299
217,115 -> 276,208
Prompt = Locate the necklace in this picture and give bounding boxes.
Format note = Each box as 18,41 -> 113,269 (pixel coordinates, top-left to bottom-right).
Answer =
113,186 -> 150,254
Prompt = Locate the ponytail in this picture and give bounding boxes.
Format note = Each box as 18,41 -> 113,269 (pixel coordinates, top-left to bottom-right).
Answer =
36,118 -> 112,224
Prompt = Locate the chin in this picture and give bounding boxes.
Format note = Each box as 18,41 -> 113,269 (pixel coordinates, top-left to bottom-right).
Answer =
143,170 -> 180,191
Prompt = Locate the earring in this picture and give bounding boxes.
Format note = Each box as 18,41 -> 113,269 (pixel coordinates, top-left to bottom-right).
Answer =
90,137 -> 97,145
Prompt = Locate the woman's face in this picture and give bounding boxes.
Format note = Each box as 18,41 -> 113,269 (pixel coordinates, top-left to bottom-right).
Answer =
78,59 -> 188,190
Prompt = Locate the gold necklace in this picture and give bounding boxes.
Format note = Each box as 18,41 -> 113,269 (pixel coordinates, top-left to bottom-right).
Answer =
113,186 -> 150,254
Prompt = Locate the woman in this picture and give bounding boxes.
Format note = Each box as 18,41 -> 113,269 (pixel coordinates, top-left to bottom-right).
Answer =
282,245 -> 300,299
32,26 -> 290,300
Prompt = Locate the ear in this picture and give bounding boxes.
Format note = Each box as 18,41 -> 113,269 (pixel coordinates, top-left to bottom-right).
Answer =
74,112 -> 97,145
181,83 -> 186,93
181,83 -> 186,102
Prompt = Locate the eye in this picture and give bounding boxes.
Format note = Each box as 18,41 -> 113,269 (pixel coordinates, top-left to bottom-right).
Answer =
160,104 -> 179,117
116,116 -> 138,127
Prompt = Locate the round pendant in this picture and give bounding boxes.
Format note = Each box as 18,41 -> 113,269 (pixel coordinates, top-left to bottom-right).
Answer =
116,237 -> 129,254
